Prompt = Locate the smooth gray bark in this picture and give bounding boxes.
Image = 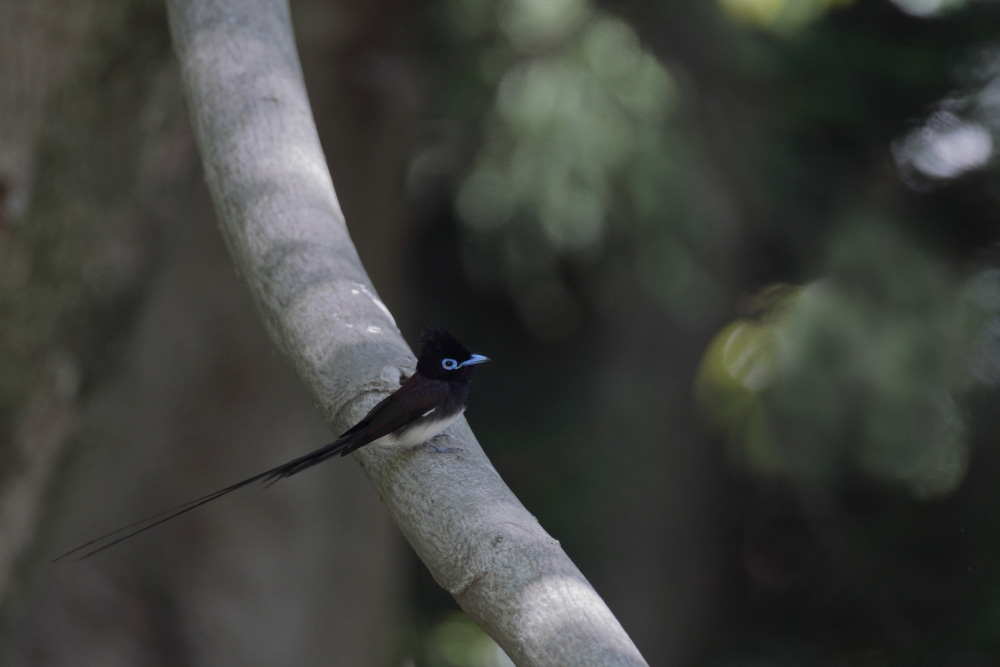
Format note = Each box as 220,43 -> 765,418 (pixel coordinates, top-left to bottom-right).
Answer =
164,1 -> 648,664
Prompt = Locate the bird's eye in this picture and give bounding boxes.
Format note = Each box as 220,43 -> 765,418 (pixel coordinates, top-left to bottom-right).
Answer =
441,358 -> 459,370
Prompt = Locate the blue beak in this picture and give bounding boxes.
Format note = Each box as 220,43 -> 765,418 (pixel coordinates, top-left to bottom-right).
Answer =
461,353 -> 490,367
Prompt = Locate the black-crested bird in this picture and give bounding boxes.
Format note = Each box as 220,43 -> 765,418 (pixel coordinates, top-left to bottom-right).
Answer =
53,326 -> 489,561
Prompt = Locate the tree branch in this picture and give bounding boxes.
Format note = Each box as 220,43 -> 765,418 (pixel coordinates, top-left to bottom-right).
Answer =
164,1 -> 648,664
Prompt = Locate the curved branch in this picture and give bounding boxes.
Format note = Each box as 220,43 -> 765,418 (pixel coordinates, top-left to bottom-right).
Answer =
164,1 -> 648,664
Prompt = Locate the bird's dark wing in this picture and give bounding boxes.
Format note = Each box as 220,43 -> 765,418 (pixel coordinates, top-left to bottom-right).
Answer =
253,376 -> 448,482
52,376 -> 449,562
331,373 -> 451,454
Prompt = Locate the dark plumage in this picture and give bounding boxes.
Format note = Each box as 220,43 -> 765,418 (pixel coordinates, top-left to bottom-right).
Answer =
53,327 -> 488,561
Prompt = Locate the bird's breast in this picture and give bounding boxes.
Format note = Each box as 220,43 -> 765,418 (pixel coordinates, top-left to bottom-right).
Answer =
380,407 -> 466,448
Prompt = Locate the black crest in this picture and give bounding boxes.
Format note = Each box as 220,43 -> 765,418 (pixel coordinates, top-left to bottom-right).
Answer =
416,326 -> 474,377
418,326 -> 470,359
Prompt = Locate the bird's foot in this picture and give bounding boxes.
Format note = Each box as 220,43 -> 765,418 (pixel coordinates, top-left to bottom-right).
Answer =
426,439 -> 461,454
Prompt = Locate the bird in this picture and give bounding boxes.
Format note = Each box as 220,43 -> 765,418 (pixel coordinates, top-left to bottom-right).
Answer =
53,326 -> 489,561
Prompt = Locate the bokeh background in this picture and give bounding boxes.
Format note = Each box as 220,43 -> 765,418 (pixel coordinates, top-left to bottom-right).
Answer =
2,0 -> 1000,665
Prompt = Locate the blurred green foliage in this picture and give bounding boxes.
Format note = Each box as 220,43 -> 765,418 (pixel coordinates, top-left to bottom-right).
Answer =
696,224 -> 999,499
420,613 -> 514,667
411,0 -> 1000,663
443,0 -> 730,337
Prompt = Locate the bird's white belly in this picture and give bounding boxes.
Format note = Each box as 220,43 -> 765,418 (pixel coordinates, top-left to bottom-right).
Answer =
375,408 -> 465,448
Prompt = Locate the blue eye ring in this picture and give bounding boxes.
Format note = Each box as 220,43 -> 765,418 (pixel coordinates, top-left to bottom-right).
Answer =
441,358 -> 459,370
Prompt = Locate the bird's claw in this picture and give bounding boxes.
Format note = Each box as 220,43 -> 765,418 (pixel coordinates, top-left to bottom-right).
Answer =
426,440 -> 461,454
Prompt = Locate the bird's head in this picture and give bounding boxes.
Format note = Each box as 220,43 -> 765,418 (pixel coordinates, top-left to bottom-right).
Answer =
416,326 -> 490,381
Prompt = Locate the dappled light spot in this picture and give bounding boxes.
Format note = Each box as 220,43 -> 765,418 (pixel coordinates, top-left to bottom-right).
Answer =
718,0 -> 855,32
722,324 -> 773,391
889,0 -> 972,17
349,282 -> 396,328
498,0 -> 589,50
517,572 -> 641,659
894,112 -> 993,182
893,48 -> 1000,189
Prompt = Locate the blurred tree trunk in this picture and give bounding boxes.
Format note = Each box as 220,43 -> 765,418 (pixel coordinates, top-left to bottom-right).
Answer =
585,307 -> 728,666
295,0 -> 420,319
1,0 -> 408,665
